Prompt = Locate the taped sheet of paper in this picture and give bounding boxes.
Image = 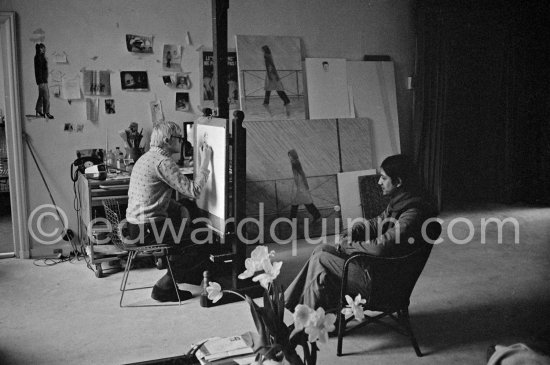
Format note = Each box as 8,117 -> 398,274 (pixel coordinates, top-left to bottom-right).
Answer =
61,75 -> 81,100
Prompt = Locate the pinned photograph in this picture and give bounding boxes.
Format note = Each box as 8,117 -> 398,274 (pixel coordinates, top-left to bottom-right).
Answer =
120,71 -> 149,91
125,34 -> 153,53
200,49 -> 238,109
175,73 -> 191,90
175,92 -> 190,112
163,44 -> 182,71
105,99 -> 115,114
162,75 -> 174,86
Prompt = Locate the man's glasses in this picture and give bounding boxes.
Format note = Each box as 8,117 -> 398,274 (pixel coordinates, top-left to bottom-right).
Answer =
170,135 -> 184,141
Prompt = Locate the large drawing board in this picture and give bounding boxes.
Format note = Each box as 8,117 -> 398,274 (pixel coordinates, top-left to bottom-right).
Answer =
193,116 -> 228,236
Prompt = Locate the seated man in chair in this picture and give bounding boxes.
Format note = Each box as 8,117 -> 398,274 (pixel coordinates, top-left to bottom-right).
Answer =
125,120 -> 212,302
284,154 -> 437,312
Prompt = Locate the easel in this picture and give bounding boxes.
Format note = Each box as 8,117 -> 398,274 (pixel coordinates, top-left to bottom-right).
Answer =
199,111 -> 262,306
201,0 -> 262,304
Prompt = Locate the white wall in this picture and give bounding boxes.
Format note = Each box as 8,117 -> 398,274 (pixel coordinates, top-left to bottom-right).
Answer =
0,0 -> 415,256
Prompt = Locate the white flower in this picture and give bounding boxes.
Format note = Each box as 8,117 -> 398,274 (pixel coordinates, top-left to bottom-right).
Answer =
206,282 -> 223,303
293,304 -> 315,331
238,246 -> 275,279
238,257 -> 262,279
304,307 -> 336,344
340,294 -> 366,321
251,245 -> 275,262
252,259 -> 282,289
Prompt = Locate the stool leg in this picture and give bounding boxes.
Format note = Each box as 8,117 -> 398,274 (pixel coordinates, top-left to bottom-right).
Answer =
120,251 -> 136,307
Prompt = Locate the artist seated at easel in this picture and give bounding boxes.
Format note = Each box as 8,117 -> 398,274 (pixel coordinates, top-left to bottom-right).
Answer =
125,120 -> 213,302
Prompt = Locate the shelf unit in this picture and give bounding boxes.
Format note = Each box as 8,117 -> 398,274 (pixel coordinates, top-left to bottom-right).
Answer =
77,173 -> 130,277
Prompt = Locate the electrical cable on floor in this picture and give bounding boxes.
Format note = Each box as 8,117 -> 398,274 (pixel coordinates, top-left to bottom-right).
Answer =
23,132 -> 78,261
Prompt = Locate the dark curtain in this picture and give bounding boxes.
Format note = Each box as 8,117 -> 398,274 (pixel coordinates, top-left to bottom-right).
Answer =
412,4 -> 448,212
413,0 -> 550,207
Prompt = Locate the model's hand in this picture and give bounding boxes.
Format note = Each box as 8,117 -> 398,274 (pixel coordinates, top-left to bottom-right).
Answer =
200,144 -> 212,169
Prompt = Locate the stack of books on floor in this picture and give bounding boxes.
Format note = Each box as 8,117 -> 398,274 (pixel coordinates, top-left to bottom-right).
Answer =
195,335 -> 255,365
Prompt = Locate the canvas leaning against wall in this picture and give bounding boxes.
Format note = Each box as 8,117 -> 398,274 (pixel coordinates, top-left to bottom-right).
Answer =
235,35 -> 305,121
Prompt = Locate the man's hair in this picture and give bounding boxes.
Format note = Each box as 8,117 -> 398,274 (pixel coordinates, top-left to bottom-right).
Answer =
380,154 -> 419,190
322,61 -> 329,66
150,121 -> 180,149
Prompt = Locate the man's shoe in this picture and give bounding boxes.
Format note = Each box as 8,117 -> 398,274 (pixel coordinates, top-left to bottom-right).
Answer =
45,113 -> 54,119
151,285 -> 193,302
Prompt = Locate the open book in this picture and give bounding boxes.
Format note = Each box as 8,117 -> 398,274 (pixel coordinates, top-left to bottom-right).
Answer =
195,336 -> 254,364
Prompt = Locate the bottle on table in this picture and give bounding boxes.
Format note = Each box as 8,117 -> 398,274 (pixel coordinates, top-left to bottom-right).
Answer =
200,270 -> 212,308
115,147 -> 123,171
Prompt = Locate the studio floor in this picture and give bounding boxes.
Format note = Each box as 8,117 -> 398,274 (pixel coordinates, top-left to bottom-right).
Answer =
1,202 -> 549,365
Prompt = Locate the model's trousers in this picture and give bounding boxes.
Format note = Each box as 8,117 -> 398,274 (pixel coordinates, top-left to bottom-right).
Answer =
284,244 -> 371,312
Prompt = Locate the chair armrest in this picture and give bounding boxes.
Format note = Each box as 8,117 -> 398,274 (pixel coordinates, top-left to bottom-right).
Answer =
339,245 -> 431,307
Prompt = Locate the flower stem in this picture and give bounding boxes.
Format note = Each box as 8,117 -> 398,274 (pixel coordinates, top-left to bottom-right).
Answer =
221,289 -> 247,301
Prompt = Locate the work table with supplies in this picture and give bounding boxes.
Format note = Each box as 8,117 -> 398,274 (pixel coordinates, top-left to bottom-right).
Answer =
76,169 -> 194,278
76,173 -> 130,277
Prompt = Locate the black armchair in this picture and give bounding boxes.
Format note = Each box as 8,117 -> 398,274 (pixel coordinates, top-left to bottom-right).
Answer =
336,221 -> 442,357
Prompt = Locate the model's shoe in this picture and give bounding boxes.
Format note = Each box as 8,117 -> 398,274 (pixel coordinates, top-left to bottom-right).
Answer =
36,112 -> 45,118
151,285 -> 193,302
262,103 -> 272,116
45,113 -> 54,119
284,103 -> 291,117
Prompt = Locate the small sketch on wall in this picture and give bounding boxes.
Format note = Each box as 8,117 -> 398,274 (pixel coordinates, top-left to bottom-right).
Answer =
125,34 -> 153,53
82,70 -> 111,96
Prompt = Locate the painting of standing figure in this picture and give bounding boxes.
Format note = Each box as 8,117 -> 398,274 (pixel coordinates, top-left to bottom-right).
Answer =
34,43 -> 54,119
235,35 -> 305,121
288,149 -> 321,224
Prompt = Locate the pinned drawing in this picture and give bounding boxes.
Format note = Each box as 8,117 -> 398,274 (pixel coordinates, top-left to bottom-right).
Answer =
34,43 -> 54,119
82,70 -> 111,96
150,99 -> 164,124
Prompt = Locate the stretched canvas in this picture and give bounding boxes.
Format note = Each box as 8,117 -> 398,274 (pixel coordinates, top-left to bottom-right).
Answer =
347,61 -> 400,167
305,58 -> 351,120
235,35 -> 304,121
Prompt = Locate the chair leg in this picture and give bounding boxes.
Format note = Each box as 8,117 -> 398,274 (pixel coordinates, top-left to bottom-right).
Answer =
400,309 -> 423,357
164,254 -> 181,305
336,310 -> 345,356
120,251 -> 137,307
